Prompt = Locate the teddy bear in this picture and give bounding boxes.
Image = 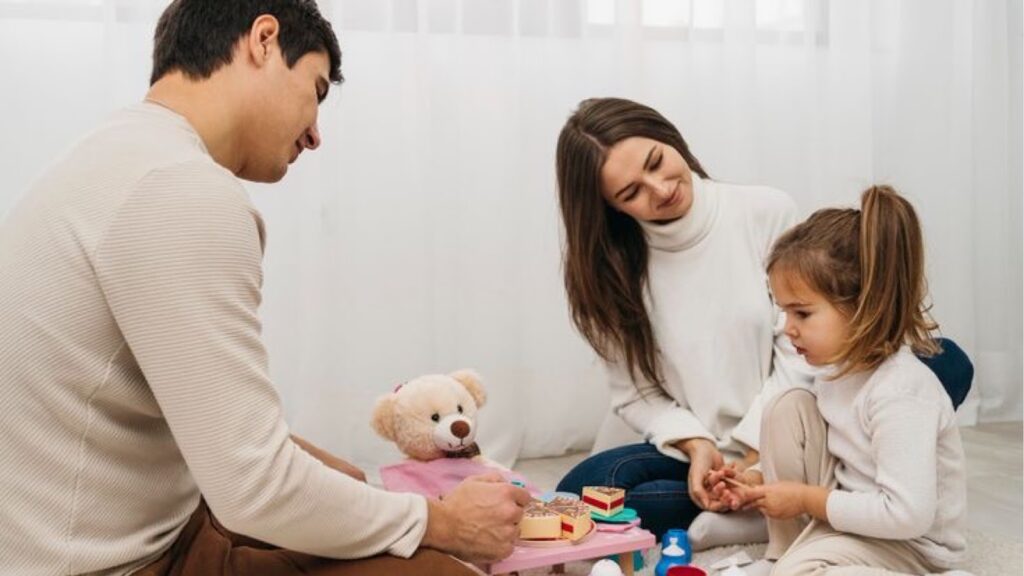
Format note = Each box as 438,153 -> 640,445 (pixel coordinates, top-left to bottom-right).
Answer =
372,369 -> 537,499
371,369 -> 488,462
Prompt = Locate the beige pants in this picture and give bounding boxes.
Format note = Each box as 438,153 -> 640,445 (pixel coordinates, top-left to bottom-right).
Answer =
760,389 -> 937,576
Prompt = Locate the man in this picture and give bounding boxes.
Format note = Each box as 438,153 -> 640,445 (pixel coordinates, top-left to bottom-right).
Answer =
0,1 -> 529,575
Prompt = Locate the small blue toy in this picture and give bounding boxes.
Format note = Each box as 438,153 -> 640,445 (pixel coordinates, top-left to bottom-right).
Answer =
654,528 -> 692,576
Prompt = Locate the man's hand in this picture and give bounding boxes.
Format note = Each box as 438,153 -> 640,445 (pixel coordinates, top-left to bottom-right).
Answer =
290,434 -> 367,483
421,473 -> 532,563
676,438 -> 726,511
743,481 -> 829,521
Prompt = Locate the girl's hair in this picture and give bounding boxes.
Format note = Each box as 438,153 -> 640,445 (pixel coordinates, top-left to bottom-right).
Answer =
556,98 -> 708,385
767,185 -> 939,376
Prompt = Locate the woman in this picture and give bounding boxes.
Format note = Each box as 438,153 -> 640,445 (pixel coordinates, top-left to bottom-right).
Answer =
553,97 -> 972,540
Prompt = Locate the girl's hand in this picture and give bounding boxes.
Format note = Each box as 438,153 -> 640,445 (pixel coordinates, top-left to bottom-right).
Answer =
708,465 -> 763,510
677,438 -> 726,511
745,481 -> 829,521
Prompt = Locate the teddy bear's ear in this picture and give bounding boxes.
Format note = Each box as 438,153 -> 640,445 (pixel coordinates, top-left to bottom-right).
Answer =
371,394 -> 398,441
449,369 -> 486,408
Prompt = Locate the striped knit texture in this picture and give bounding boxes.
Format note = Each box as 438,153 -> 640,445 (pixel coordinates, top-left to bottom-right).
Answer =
0,104 -> 427,575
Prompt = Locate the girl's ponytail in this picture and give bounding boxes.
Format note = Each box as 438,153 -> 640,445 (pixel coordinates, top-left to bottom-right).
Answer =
846,186 -> 940,370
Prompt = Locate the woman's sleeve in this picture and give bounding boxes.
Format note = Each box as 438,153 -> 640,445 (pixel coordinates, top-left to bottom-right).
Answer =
731,311 -> 816,453
606,358 -> 716,461
733,190 -> 813,454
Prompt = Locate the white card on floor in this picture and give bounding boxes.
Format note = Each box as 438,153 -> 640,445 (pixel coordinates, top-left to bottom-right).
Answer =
709,550 -> 754,570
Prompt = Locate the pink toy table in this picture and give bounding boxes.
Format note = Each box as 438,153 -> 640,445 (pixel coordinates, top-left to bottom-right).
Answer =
481,526 -> 656,576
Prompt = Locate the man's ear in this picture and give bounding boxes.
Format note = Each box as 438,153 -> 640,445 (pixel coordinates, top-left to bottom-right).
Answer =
449,369 -> 486,408
246,14 -> 281,67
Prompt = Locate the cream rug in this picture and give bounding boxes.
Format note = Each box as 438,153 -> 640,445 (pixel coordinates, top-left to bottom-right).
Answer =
516,529 -> 1022,576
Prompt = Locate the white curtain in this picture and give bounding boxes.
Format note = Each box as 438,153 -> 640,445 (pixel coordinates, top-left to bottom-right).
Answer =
1,0 -> 1020,474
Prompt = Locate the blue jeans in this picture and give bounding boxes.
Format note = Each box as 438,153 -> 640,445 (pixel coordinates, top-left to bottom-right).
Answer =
557,338 -> 974,540
556,442 -> 702,540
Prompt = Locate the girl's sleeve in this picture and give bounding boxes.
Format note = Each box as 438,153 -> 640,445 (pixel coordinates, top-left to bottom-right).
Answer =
825,392 -> 943,539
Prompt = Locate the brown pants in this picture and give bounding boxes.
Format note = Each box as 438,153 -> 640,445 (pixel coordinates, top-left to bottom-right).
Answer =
133,501 -> 476,576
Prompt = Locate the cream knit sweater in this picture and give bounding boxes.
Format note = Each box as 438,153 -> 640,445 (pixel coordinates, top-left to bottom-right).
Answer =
0,103 -> 427,575
821,347 -> 967,569
609,176 -> 815,461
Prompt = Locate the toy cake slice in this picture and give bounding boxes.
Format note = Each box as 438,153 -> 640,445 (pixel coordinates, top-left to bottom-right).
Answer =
518,501 -> 562,540
581,486 -> 625,518
546,496 -> 581,509
550,501 -> 591,540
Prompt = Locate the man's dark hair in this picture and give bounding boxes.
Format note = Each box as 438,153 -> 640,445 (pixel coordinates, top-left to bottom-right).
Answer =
150,0 -> 342,86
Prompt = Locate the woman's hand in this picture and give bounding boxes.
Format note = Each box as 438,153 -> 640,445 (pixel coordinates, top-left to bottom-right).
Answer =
740,447 -> 759,470
677,438 -> 726,511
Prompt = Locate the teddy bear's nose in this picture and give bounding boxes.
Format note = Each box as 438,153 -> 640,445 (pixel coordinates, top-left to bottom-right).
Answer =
450,420 -> 470,439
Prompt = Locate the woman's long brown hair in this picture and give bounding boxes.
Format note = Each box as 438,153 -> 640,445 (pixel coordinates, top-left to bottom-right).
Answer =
556,98 -> 708,385
767,185 -> 939,376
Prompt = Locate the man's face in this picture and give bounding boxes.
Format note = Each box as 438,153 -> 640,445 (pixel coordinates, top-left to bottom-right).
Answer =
240,49 -> 330,183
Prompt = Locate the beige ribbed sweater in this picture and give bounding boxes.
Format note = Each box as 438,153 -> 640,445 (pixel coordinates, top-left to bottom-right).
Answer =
0,103 -> 428,576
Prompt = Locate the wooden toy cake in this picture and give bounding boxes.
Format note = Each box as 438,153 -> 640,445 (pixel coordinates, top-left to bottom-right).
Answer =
519,498 -> 594,542
519,501 -> 562,539
581,486 -> 625,518
549,500 -> 591,540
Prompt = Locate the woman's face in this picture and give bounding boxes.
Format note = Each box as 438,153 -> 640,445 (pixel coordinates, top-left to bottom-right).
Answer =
599,136 -> 694,223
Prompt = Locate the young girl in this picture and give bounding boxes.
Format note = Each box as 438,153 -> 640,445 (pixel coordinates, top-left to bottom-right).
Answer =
715,185 -> 968,575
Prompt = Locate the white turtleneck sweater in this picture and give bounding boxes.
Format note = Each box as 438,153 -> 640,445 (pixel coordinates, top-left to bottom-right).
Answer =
608,175 -> 814,460
0,103 -> 427,576
821,347 -> 967,569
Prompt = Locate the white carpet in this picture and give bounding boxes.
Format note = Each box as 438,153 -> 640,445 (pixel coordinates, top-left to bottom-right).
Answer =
516,529 -> 1022,576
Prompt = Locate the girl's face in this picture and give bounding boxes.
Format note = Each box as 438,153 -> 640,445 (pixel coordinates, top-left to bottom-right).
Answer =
599,136 -> 694,223
769,269 -> 851,367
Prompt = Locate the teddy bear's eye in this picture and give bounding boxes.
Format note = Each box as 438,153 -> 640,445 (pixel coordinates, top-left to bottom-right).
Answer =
457,405 -> 464,414
431,413 -> 440,422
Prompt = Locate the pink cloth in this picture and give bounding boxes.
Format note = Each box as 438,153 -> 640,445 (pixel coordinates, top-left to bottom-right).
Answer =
596,518 -> 642,533
379,458 -> 540,499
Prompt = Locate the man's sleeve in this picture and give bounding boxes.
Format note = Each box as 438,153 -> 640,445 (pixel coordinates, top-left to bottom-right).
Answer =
94,161 -> 428,559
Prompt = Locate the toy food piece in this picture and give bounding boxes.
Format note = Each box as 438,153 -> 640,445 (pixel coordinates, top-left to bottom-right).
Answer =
582,486 -> 625,518
519,501 -> 562,539
552,501 -> 592,540
546,495 -> 580,508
